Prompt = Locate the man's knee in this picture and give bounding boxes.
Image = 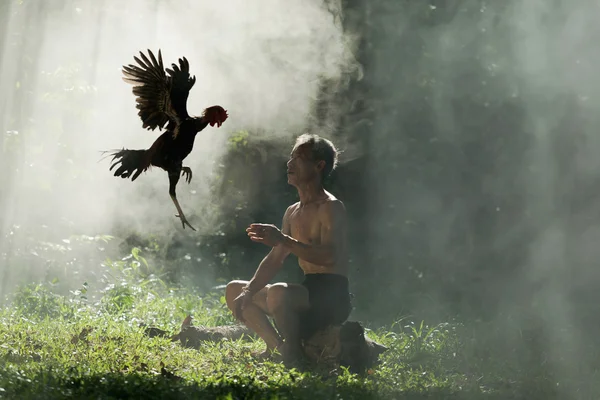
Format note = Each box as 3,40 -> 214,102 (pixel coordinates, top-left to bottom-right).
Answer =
225,280 -> 247,309
266,283 -> 309,314
225,280 -> 269,313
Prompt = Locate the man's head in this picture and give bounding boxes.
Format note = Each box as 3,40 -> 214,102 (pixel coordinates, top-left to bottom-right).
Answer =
286,133 -> 339,187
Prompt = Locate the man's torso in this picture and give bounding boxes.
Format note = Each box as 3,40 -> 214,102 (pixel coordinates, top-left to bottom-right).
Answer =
287,194 -> 347,276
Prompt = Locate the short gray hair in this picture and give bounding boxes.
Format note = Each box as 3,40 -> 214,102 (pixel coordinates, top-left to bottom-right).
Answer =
292,133 -> 339,178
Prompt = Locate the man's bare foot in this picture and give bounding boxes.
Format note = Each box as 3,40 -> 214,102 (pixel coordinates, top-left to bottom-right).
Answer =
251,341 -> 307,367
279,341 -> 306,367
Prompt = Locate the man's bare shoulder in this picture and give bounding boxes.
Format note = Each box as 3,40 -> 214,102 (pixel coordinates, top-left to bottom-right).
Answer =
280,202 -> 300,235
319,195 -> 346,218
285,202 -> 301,215
323,190 -> 343,204
282,202 -> 300,225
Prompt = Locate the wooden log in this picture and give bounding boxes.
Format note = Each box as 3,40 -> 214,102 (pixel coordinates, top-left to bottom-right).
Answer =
143,316 -> 388,373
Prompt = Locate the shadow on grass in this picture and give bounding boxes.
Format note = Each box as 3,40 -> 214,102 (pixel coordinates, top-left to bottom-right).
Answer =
0,369 -> 547,400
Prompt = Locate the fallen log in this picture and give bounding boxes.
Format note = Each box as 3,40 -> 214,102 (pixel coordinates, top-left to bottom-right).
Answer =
143,315 -> 388,373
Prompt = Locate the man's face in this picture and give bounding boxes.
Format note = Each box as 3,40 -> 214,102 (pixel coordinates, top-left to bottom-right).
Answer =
286,144 -> 321,186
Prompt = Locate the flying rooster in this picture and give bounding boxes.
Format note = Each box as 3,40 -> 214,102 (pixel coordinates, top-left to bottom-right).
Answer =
107,49 -> 228,231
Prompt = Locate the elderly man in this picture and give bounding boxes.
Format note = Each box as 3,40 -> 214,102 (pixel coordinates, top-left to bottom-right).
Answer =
225,133 -> 352,363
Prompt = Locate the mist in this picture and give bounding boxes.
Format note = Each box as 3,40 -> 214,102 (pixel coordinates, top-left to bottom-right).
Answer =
345,0 -> 600,395
0,0 -> 357,296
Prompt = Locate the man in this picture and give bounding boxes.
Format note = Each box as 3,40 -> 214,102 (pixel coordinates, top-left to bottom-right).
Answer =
225,133 -> 352,364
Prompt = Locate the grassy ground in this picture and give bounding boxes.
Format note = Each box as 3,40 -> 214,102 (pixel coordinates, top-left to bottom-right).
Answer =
0,252 -> 593,399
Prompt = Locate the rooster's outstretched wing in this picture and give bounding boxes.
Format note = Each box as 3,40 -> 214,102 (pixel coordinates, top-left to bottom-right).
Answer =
122,49 -> 196,137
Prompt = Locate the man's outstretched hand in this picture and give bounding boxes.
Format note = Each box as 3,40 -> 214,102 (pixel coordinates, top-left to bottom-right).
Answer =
246,223 -> 285,247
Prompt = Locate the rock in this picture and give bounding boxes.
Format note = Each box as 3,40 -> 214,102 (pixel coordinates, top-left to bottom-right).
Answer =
303,320 -> 388,372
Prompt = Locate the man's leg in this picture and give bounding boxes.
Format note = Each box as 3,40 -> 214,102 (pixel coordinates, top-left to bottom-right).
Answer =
265,283 -> 310,363
225,280 -> 310,361
225,280 -> 283,353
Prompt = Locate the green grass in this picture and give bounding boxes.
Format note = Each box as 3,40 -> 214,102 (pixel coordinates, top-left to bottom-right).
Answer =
0,252 -> 593,399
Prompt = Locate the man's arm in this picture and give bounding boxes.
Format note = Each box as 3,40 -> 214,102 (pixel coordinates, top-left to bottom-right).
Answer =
244,206 -> 293,294
279,200 -> 346,266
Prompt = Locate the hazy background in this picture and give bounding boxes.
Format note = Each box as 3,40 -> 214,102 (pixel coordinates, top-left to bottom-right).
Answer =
2,0 -> 600,396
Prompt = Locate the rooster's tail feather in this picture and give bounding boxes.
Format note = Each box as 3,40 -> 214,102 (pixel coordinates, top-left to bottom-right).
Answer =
106,148 -> 151,181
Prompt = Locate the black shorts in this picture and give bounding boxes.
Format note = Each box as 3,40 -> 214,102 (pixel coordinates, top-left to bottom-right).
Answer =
298,273 -> 353,340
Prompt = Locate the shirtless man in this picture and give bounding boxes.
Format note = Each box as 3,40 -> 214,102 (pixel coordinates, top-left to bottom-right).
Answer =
225,133 -> 352,363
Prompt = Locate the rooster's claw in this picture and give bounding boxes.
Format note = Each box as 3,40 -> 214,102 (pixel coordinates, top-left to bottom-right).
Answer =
175,214 -> 196,231
181,167 -> 192,184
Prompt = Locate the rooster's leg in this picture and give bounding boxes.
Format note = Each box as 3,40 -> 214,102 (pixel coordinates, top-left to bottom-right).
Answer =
168,168 -> 196,231
181,166 -> 192,184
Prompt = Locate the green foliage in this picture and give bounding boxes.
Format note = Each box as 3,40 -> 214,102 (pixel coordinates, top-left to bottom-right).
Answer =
11,282 -> 73,320
227,130 -> 250,149
0,281 -> 469,399
0,247 -> 590,399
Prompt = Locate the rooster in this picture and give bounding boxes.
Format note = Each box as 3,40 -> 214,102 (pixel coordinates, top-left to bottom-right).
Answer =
107,49 -> 228,231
